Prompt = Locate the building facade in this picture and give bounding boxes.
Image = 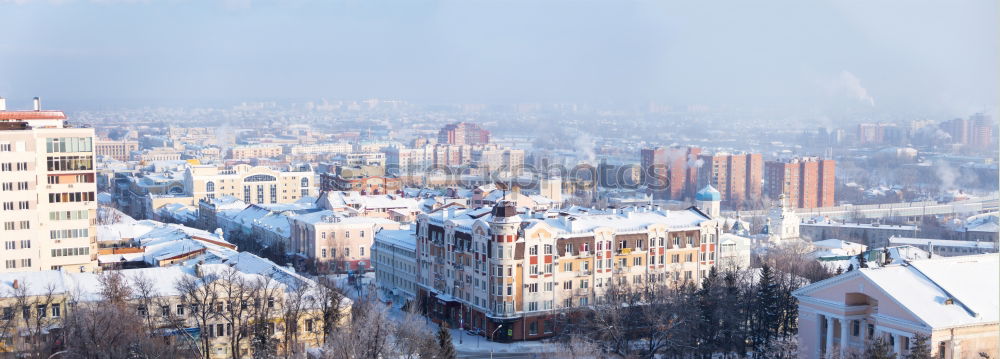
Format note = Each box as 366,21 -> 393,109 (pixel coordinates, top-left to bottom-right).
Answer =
641,146 -> 701,201
764,157 -> 836,209
0,107 -> 98,273
698,152 -> 763,208
289,210 -> 400,273
95,139 -> 139,161
414,202 -> 720,341
438,122 -> 490,146
793,254 -> 998,359
184,164 -> 317,205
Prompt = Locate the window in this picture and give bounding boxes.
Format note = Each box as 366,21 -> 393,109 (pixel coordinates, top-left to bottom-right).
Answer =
36,305 -> 46,318
244,174 -> 277,182
46,137 -> 92,153
243,185 -> 251,203
529,322 -> 538,335
360,247 -> 365,256
177,304 -> 185,316
529,245 -> 537,256
633,257 -> 642,266
563,262 -> 572,272
544,245 -> 552,254
46,155 -> 93,171
321,248 -> 327,258
563,281 -> 572,290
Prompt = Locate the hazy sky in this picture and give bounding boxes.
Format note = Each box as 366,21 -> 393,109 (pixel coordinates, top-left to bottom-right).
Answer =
0,0 -> 996,113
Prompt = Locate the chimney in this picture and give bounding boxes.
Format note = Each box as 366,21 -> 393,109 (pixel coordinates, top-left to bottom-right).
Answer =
33,97 -> 40,111
0,97 -> 6,111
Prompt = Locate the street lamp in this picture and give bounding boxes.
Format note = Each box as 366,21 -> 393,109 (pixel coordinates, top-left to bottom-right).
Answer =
490,324 -> 504,359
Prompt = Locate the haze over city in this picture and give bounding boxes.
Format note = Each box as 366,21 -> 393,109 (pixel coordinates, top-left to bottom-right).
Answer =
0,1 -> 997,359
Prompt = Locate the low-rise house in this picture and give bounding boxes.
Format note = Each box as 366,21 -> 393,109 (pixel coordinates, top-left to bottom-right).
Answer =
793,254 -> 998,359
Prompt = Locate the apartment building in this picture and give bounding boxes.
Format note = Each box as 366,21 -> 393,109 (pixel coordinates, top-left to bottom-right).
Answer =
698,152 -> 763,208
94,139 -> 139,161
764,157 -> 836,209
438,122 -> 490,145
414,201 -> 720,341
288,210 -> 400,273
227,144 -> 283,160
641,146 -> 701,201
373,229 -> 419,305
0,102 -> 98,273
0,252 -> 350,358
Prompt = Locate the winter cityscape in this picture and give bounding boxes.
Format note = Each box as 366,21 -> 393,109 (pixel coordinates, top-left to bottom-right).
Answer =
0,1 -> 998,358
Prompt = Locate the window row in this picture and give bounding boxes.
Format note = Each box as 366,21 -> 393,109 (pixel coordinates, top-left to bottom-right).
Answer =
48,191 -> 95,203
46,137 -> 93,153
50,228 -> 90,240
46,155 -> 94,171
49,210 -> 89,221
1,182 -> 29,191
51,247 -> 90,257
0,162 -> 29,171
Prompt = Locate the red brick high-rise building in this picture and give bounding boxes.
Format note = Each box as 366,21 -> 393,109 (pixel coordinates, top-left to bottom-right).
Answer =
641,146 -> 701,201
437,122 -> 490,145
698,152 -> 763,209
764,157 -> 835,209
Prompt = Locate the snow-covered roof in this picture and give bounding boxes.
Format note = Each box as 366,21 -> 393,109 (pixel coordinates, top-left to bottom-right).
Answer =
375,229 -> 417,251
890,237 -> 998,250
861,254 -> 998,328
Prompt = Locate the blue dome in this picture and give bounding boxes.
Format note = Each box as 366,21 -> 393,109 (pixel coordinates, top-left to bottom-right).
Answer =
696,185 -> 721,201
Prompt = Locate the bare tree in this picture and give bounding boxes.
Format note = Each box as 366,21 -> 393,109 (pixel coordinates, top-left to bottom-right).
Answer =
175,267 -> 221,359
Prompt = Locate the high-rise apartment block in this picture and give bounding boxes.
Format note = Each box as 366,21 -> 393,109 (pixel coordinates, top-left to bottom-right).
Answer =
764,157 -> 835,209
943,114 -> 995,150
697,152 -> 762,209
0,98 -> 97,273
438,122 -> 490,145
640,146 -> 701,201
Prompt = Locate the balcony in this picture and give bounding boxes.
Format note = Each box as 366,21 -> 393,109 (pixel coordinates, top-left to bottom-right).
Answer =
618,248 -> 632,255
577,270 -> 591,277
574,288 -> 589,296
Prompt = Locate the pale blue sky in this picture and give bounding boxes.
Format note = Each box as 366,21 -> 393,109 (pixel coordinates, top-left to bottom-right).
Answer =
0,0 -> 996,114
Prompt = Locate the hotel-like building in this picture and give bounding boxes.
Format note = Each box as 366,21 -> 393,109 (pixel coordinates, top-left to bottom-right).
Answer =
414,196 -> 721,341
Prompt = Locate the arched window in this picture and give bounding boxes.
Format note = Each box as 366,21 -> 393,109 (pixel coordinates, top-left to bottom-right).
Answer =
301,177 -> 309,187
244,174 -> 276,182
206,181 -> 215,192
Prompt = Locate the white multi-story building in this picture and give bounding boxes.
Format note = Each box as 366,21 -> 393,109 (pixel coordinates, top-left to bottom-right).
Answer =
0,98 -> 98,273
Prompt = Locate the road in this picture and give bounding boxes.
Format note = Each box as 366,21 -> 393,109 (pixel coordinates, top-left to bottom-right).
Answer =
458,351 -> 546,359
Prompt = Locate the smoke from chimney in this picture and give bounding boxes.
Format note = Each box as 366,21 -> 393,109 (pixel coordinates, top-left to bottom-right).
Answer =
33,97 -> 40,111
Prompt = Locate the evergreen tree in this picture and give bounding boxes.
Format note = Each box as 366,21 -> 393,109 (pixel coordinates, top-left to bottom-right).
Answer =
697,266 -> 721,357
836,266 -> 843,275
884,247 -> 893,266
752,265 -> 781,357
857,251 -> 868,269
847,264 -> 855,272
437,324 -> 457,359
905,334 -> 932,359
865,337 -> 897,359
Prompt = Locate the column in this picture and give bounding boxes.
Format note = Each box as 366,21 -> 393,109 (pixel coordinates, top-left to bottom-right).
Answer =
893,334 -> 902,355
859,320 -> 868,344
840,319 -> 850,358
825,315 -> 835,358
